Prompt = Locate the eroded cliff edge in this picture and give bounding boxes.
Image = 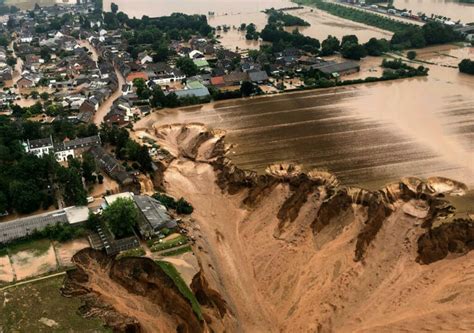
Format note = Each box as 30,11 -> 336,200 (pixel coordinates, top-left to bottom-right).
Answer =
64,123 -> 474,333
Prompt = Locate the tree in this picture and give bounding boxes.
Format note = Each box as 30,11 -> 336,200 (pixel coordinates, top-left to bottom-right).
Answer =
137,145 -> 153,172
363,38 -> 389,56
176,57 -> 198,76
0,191 -> 7,213
407,50 -> 417,60
111,2 -> 119,14
57,166 -> 87,206
102,198 -> 139,238
82,152 -> 96,183
321,35 -> 340,56
422,22 -> 458,45
9,180 -> 42,214
30,91 -> 40,100
458,59 -> 474,75
245,23 -> 259,40
176,198 -> 193,215
6,56 -> 16,67
133,78 -> 150,100
40,92 -> 50,101
40,46 -> 52,62
341,35 -> 358,47
341,43 -> 367,60
240,81 -> 257,97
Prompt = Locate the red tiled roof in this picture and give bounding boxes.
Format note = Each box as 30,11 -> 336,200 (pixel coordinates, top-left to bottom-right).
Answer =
210,76 -> 224,86
126,71 -> 149,82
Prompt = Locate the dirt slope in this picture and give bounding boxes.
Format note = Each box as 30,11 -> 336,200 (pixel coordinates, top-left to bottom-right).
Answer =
156,124 -> 474,333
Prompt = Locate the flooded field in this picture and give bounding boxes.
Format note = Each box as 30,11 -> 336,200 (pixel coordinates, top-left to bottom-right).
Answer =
136,46 -> 474,190
105,0 -> 391,49
392,0 -> 474,23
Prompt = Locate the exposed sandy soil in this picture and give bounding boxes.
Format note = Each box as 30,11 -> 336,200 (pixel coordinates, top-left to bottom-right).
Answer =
157,123 -> 474,332
160,252 -> 200,287
54,238 -> 90,267
0,256 -> 14,283
11,245 -> 58,281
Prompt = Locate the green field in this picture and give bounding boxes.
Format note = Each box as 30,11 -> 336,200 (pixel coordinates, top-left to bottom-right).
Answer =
7,238 -> 52,256
161,245 -> 192,257
0,276 -> 110,332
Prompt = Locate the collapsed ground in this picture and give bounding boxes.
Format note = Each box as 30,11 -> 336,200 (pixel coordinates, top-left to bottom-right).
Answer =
60,123 -> 474,333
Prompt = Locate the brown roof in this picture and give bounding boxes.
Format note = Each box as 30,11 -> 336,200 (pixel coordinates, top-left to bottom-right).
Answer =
126,71 -> 149,82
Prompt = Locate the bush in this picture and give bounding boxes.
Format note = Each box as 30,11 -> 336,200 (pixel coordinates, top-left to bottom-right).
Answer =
176,198 -> 193,215
407,50 -> 417,60
458,59 -> 474,75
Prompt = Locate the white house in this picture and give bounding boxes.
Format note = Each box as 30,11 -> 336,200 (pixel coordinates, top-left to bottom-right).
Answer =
23,135 -> 102,162
140,54 -> 153,65
189,50 -> 204,59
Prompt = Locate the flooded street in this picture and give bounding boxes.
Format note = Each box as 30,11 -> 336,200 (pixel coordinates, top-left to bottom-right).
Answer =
392,0 -> 474,23
136,46 -> 474,189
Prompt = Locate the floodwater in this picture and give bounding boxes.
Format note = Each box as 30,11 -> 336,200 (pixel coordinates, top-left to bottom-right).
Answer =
137,45 -> 474,190
392,0 -> 474,23
104,0 -> 391,49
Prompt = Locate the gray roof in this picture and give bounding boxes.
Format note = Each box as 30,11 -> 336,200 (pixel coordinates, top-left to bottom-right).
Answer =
134,195 -> 174,237
249,70 -> 269,82
54,135 -> 101,152
313,61 -> 360,74
89,146 -> 132,185
0,207 -> 88,244
173,87 -> 210,99
28,137 -> 53,149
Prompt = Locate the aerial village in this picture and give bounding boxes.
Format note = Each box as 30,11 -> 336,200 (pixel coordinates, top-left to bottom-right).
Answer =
0,0 -> 472,304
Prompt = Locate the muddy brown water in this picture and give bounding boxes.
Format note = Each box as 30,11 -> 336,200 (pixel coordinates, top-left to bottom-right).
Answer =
392,0 -> 474,24
104,0 -> 391,49
138,47 -> 474,190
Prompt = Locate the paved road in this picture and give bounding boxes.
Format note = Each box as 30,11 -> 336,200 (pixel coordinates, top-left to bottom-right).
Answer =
0,271 -> 66,292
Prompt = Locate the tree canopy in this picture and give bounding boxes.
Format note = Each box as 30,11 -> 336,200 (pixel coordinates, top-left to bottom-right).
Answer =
102,198 -> 139,238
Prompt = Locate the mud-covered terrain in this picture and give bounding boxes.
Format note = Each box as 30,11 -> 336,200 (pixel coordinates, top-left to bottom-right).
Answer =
65,123 -> 473,332
156,124 -> 474,332
62,249 -> 210,333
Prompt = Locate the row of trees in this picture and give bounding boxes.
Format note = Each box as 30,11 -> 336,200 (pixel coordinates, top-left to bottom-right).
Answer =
391,22 -> 461,49
260,24 -> 321,54
152,193 -> 194,215
265,8 -> 310,27
320,35 -> 390,60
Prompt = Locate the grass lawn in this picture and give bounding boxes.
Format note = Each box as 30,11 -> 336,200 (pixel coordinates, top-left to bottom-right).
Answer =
7,238 -> 52,256
116,246 -> 146,259
156,260 -> 202,321
149,235 -> 188,252
0,276 -> 110,332
161,245 -> 192,257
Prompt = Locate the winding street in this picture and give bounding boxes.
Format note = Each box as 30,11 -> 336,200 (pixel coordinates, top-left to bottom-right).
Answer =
78,39 -> 126,125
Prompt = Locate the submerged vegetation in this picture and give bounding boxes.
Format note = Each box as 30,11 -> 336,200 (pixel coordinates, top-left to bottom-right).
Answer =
458,59 -> 474,75
265,8 -> 310,27
295,0 -> 414,33
295,0 -> 461,49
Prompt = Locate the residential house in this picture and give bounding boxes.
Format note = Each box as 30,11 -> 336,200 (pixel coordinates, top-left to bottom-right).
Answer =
312,61 -> 360,77
248,70 -> 269,84
17,76 -> 35,89
223,71 -> 249,86
88,146 -> 135,189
